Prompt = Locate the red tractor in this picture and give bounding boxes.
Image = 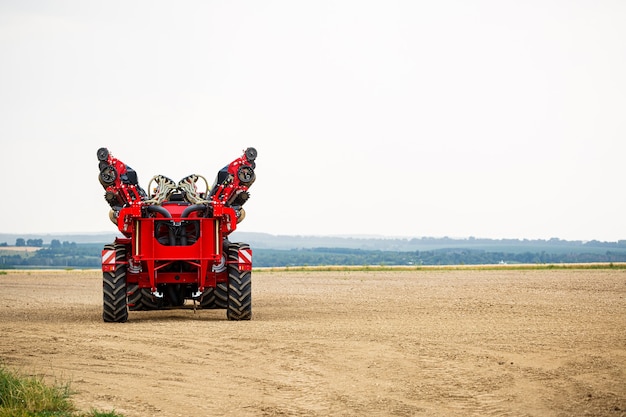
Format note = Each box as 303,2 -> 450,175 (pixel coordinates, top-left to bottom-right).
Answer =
97,147 -> 257,321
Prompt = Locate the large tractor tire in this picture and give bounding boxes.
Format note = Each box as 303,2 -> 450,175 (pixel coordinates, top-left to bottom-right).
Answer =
127,283 -> 143,311
102,243 -> 129,322
138,288 -> 160,310
226,242 -> 252,320
127,284 -> 156,311
198,287 -> 216,308
215,282 -> 229,308
199,282 -> 229,309
200,253 -> 229,309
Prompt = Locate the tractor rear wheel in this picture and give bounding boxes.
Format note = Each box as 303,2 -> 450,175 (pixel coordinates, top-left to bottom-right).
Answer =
215,282 -> 228,309
139,288 -> 160,310
199,282 -> 228,309
102,243 -> 129,322
127,283 -> 150,311
226,242 -> 252,320
198,287 -> 216,308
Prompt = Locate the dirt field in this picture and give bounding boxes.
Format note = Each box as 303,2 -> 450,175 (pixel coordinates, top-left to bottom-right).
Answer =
0,268 -> 624,417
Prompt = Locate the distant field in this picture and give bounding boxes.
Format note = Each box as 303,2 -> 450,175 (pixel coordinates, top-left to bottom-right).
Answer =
0,246 -> 40,253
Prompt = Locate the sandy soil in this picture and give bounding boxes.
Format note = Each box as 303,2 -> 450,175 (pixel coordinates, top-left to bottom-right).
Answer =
0,268 -> 624,417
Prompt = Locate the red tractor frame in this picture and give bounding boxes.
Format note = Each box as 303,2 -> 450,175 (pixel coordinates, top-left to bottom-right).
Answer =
97,147 -> 257,321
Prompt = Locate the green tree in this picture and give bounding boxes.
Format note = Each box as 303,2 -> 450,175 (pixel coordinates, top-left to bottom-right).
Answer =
26,238 -> 43,247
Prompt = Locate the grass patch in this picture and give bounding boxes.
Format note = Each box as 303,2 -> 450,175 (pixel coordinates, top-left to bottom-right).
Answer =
253,262 -> 626,273
0,366 -> 124,417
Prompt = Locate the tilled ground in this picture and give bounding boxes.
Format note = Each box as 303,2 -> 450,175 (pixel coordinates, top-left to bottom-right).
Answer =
0,268 -> 625,417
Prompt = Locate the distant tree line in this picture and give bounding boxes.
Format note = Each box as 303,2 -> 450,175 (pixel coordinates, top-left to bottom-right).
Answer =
0,241 -> 101,268
2,243 -> 626,269
252,247 -> 626,267
13,238 -> 44,247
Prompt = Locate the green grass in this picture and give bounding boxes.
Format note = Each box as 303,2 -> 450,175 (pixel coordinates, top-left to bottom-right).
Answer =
0,366 -> 124,417
253,262 -> 626,273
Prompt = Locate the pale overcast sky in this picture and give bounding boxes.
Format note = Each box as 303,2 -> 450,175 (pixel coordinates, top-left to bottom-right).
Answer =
1,1 -> 625,241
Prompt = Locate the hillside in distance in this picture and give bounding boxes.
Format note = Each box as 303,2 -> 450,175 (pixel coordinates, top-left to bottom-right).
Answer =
229,232 -> 626,255
2,231 -> 625,255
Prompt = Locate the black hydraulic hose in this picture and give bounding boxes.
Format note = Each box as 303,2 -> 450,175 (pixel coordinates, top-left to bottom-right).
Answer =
146,206 -> 175,245
145,205 -> 172,218
181,204 -> 207,218
181,204 -> 207,245
168,226 -> 176,246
